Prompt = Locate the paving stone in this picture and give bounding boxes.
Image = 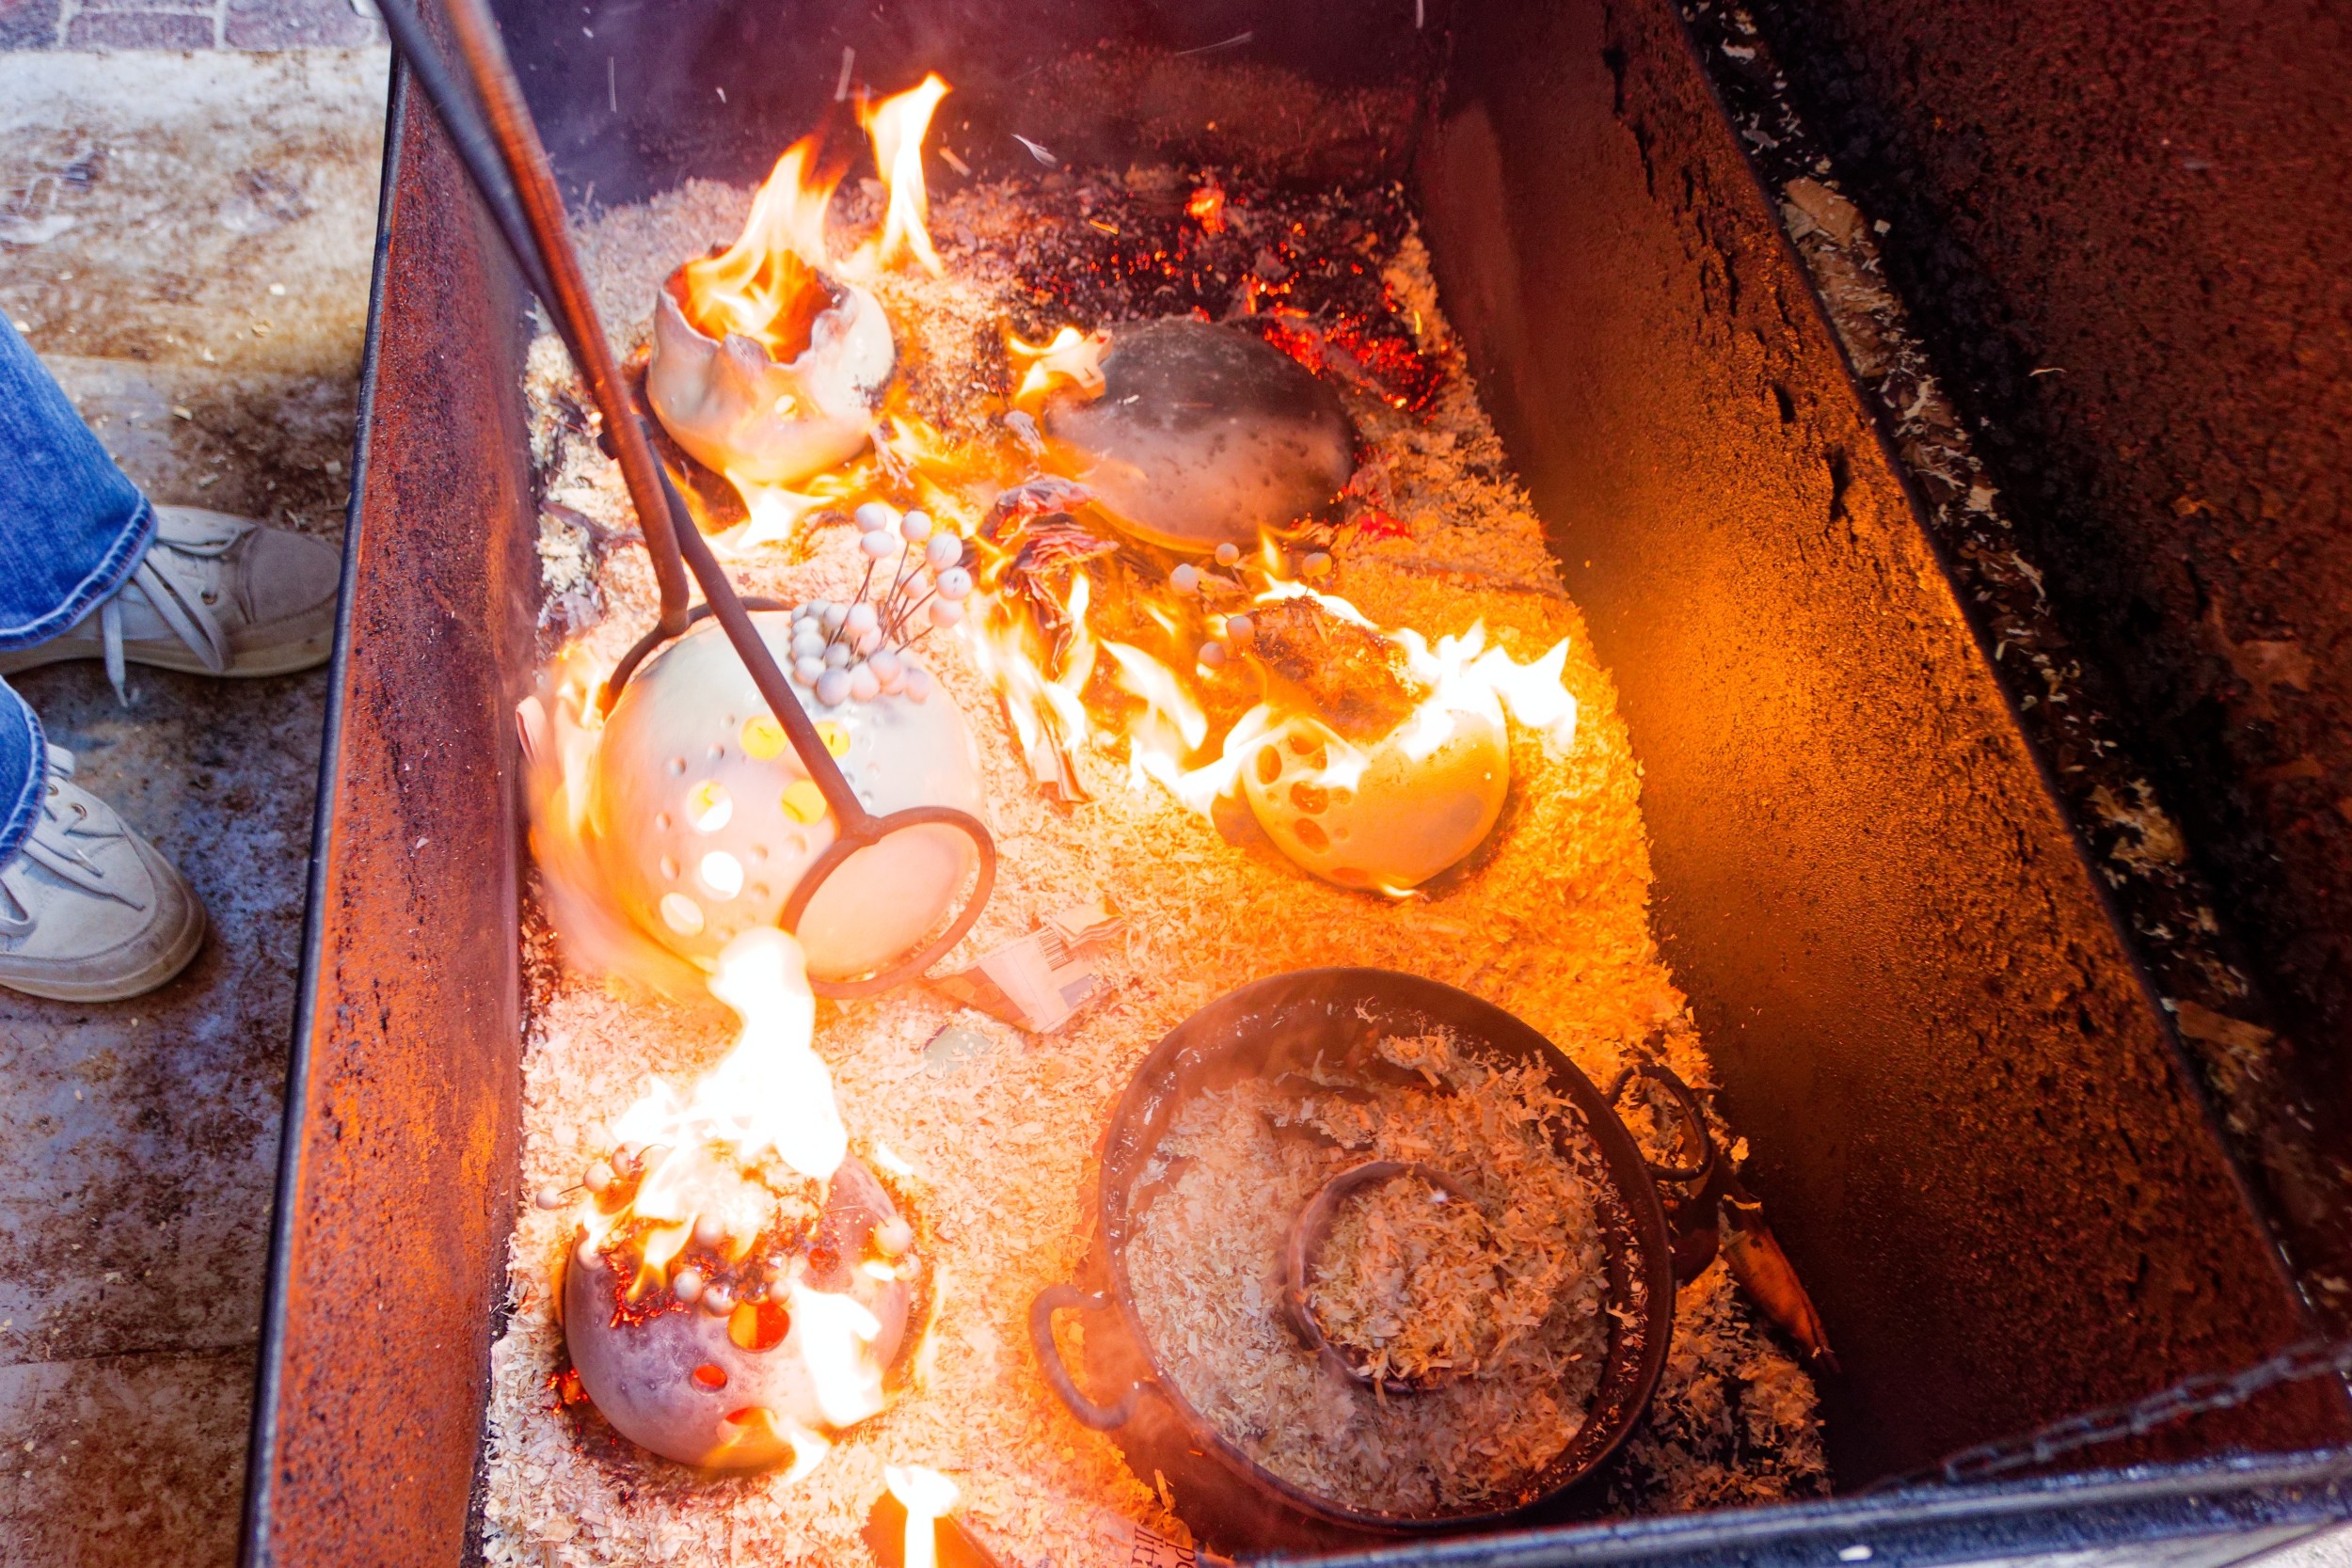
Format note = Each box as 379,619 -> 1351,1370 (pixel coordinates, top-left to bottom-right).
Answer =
62,10 -> 215,47
0,0 -> 59,50
223,0 -> 379,49
0,1347 -> 252,1568
0,658 -> 326,1369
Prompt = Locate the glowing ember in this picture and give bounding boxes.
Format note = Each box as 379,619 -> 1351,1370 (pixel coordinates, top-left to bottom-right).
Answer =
1185,182 -> 1228,234
862,74 -> 952,276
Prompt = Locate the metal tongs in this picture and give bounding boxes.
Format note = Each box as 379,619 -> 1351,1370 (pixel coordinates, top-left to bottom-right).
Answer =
372,0 -> 995,999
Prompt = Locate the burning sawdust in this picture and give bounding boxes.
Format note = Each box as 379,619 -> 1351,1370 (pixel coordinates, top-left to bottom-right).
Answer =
1125,1029 -> 1610,1514
487,172 -> 1823,1568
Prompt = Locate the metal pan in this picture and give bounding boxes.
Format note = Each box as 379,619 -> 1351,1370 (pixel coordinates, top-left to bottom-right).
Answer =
1029,968 -> 1674,1555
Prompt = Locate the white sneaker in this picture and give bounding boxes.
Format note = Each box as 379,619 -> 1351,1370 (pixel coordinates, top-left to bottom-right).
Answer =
0,746 -> 205,1002
0,505 -> 342,698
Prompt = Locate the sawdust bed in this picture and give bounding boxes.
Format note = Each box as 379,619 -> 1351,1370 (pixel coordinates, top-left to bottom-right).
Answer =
481,172 -> 1826,1568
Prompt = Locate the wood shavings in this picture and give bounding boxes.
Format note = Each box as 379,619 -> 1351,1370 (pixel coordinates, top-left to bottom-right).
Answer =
485,170 -> 1825,1568
1127,1041 -> 1608,1514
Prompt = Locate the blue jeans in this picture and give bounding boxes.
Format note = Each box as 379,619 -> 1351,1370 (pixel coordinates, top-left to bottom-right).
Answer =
0,315 -> 155,864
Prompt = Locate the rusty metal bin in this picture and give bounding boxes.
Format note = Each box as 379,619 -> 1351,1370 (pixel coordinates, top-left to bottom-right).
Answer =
240,0 -> 2352,1562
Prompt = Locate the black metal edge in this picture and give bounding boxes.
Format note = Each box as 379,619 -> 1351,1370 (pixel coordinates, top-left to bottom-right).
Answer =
1272,1449 -> 2352,1568
1665,0 -> 2352,1328
236,54 -> 409,1568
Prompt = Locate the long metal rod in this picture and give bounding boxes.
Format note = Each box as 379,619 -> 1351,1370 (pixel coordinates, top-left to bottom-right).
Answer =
370,0 -> 557,312
435,0 -> 692,635
374,0 -> 997,995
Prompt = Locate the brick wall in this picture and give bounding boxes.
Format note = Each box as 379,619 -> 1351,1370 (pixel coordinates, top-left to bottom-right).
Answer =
1,0 -> 383,49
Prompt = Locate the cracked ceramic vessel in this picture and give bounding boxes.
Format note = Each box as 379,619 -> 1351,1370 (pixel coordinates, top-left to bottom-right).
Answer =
645,266 -> 896,485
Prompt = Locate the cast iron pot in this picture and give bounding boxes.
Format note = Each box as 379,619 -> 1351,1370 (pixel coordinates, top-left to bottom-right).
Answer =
1030,968 -> 1676,1556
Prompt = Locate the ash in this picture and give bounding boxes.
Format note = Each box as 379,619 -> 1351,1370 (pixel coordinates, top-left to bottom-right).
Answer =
488,167 -> 1826,1568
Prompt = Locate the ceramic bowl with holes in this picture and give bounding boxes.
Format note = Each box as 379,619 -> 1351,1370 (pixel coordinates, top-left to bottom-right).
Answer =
589,613 -> 984,980
1240,704 -> 1509,892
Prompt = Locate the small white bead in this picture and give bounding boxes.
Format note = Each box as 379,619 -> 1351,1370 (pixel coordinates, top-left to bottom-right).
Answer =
1304,551 -> 1333,578
693,1213 -> 726,1247
576,1236 -> 600,1270
1199,641 -> 1227,668
534,1184 -> 565,1211
1225,613 -> 1254,642
1169,563 -> 1200,594
816,669 -> 851,706
904,667 -> 933,702
793,656 -> 823,687
853,626 -> 881,655
702,1283 -> 735,1316
583,1161 -> 615,1194
791,628 -> 825,661
929,598 -> 965,627
876,1216 -> 914,1257
867,648 -> 902,684
899,510 -> 933,543
925,532 -> 961,569
672,1267 -> 704,1305
860,531 -> 897,560
823,642 -> 851,669
1215,542 -> 1241,565
935,566 -> 972,600
845,602 -> 879,636
853,501 -> 897,534
820,603 -> 848,631
849,664 -> 881,702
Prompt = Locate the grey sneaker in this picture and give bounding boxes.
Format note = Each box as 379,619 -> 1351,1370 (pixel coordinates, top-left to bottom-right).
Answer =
0,746 -> 205,1002
0,504 -> 342,698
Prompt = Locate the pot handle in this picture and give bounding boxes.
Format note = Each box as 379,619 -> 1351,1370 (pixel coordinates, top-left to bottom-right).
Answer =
1029,1283 -> 1142,1430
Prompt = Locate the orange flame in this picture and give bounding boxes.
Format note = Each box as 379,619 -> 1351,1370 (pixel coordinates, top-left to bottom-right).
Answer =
678,136 -> 842,360
1008,325 -> 1109,413
886,1465 -> 961,1568
861,73 -> 951,276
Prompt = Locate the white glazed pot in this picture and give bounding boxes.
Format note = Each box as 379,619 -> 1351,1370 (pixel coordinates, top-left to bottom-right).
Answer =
589,613 -> 984,982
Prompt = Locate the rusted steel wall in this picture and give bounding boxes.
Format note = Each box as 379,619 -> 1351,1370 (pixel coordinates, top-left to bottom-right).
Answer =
240,67 -> 538,1568
1747,0 -> 2352,1149
1414,0 -> 2348,1483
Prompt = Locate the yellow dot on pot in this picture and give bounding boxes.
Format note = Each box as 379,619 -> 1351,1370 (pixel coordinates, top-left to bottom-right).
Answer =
659,894 -> 705,935
685,779 -> 733,832
700,851 -> 745,898
816,720 -> 851,758
740,715 -> 787,760
781,780 -> 828,825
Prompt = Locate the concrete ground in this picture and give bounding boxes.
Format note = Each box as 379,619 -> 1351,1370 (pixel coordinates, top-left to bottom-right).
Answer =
0,40 -> 384,1568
